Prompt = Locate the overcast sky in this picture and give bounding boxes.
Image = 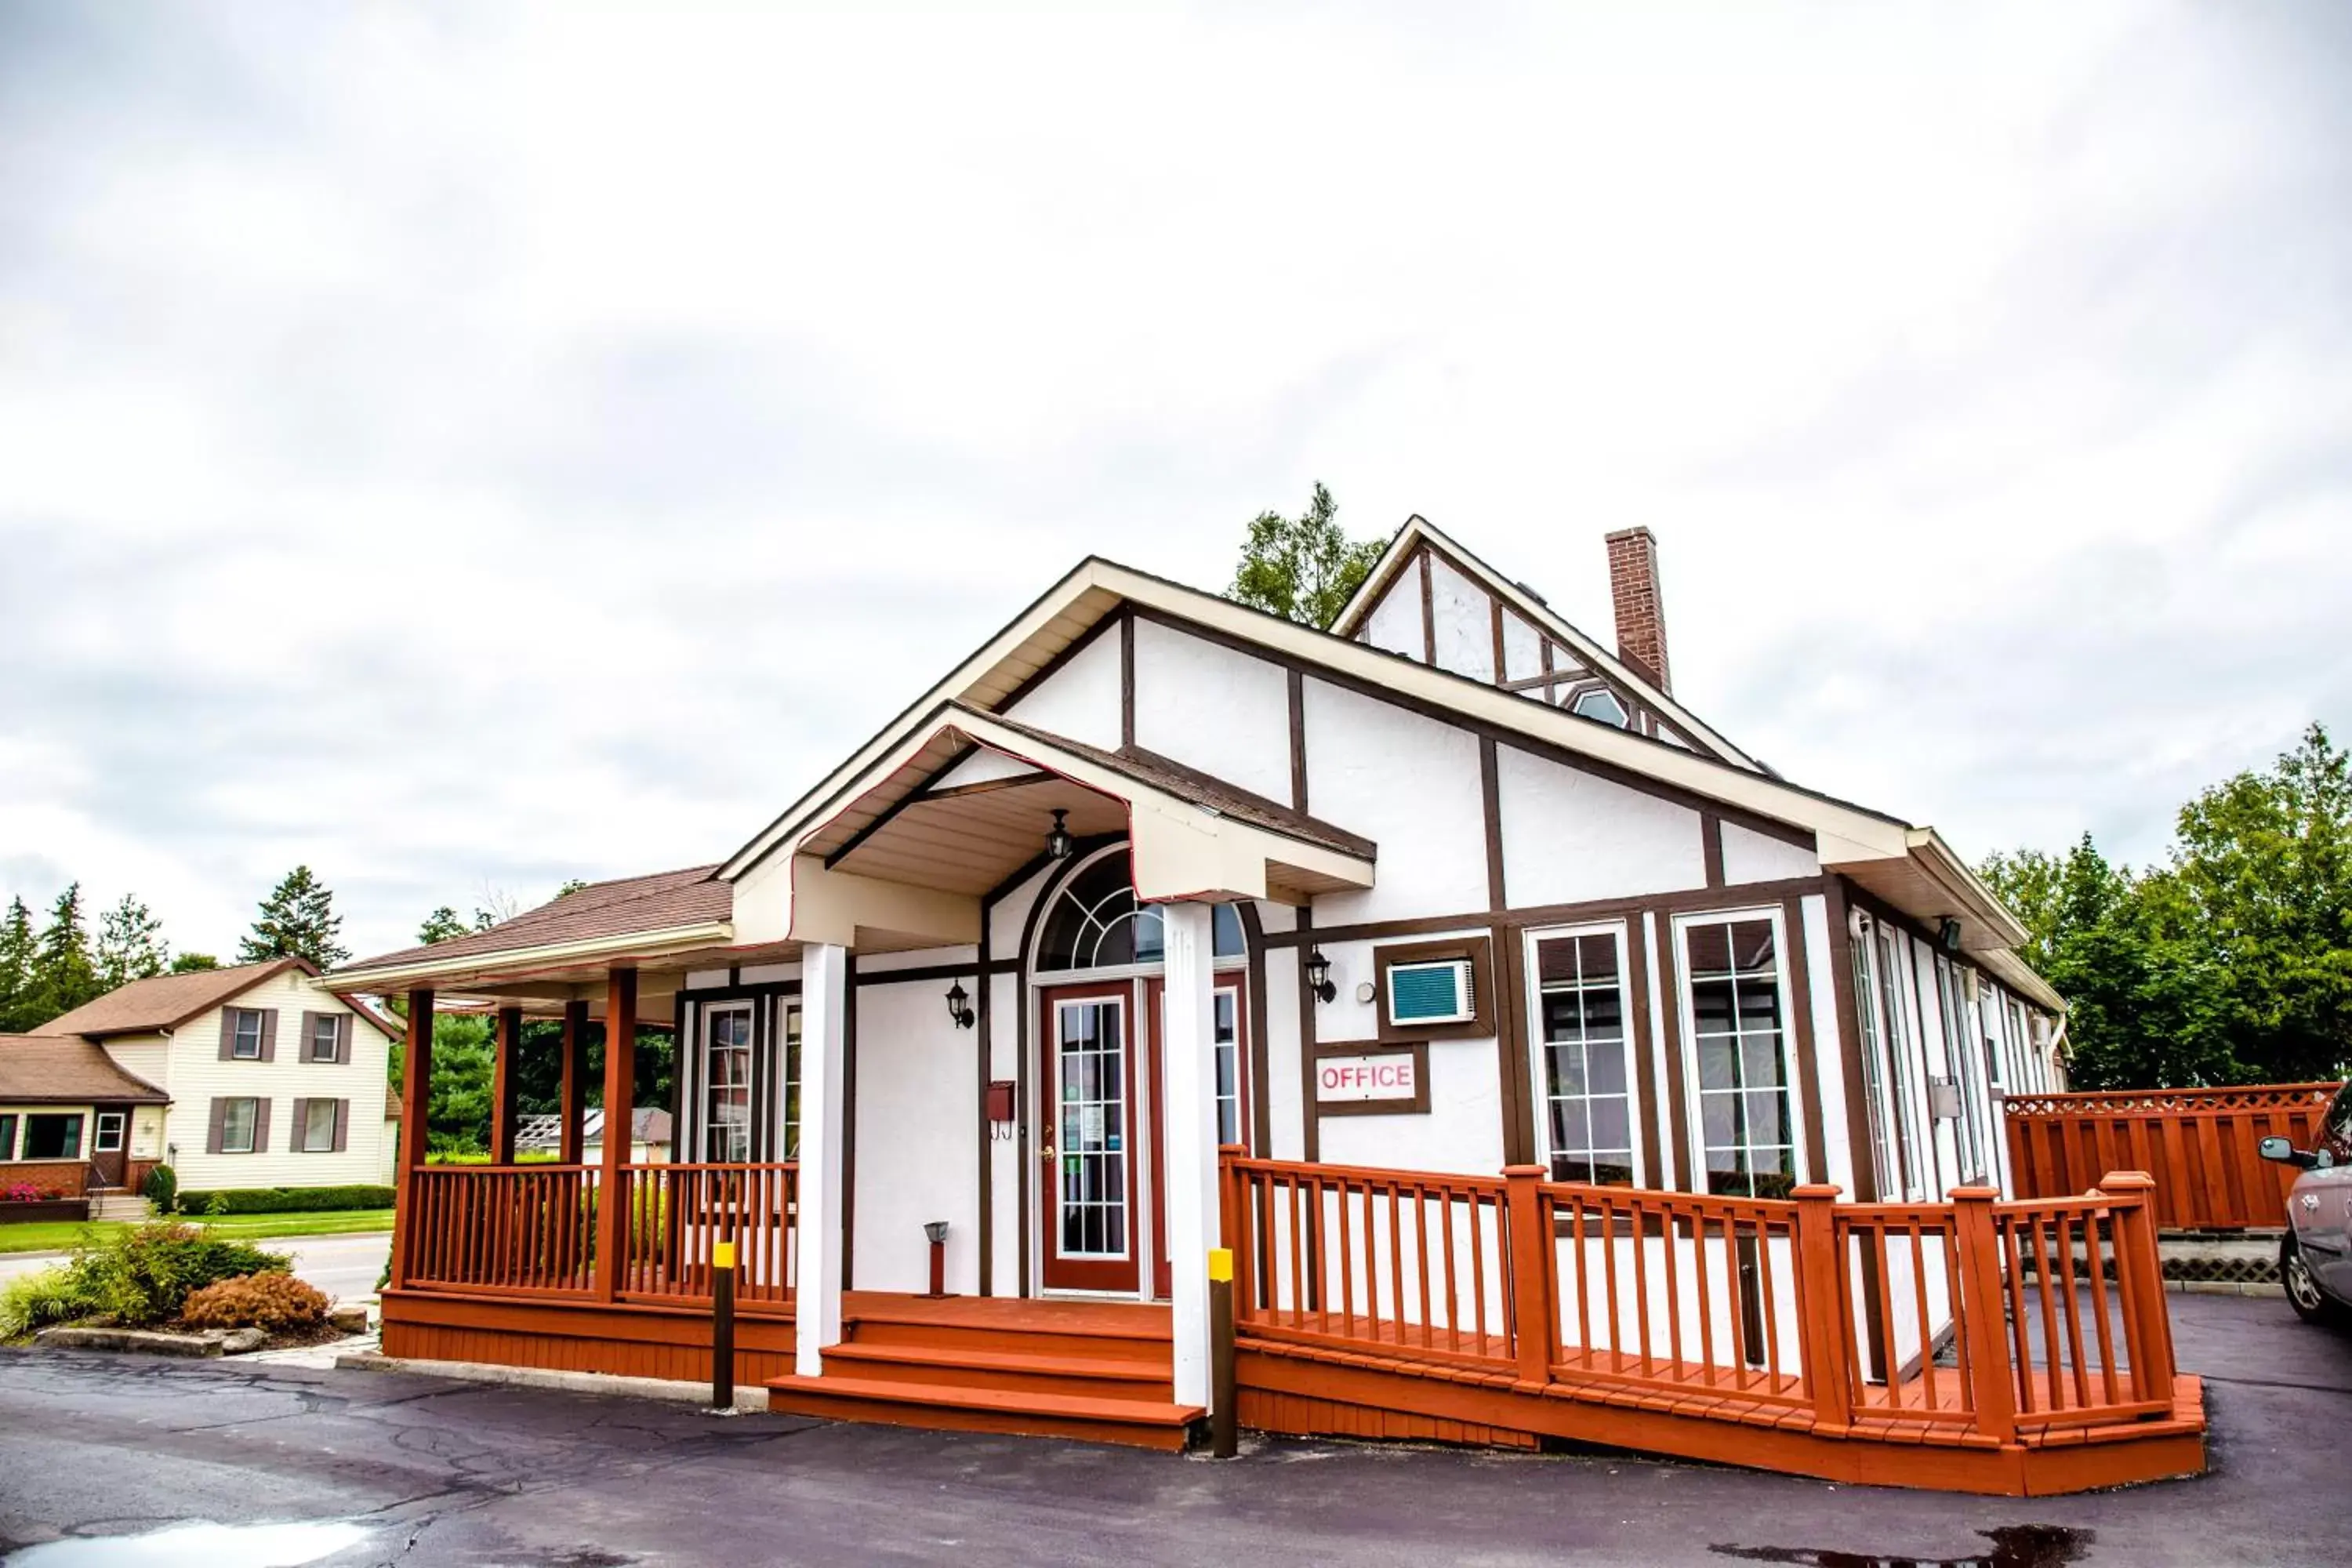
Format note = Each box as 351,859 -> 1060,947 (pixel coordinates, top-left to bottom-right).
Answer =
2,1 -> 2347,964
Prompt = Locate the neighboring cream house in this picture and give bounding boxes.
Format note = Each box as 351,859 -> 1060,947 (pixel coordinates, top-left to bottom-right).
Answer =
32,959 -> 398,1192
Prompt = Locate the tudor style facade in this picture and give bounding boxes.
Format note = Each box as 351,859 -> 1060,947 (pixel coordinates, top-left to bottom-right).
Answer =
326,520 -> 2194,1493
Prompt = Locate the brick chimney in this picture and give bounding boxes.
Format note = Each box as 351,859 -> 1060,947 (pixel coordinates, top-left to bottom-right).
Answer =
1604,527 -> 1671,694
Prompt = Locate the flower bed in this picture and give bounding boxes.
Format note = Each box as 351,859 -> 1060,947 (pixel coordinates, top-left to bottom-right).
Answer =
0,1200 -> 91,1224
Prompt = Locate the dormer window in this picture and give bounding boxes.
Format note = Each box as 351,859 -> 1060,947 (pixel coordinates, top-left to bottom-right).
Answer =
1572,688 -> 1630,728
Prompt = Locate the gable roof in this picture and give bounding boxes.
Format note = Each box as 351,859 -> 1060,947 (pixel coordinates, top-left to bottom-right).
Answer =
0,1034 -> 170,1104
1330,515 -> 1764,774
36,958 -> 403,1042
334,866 -> 733,985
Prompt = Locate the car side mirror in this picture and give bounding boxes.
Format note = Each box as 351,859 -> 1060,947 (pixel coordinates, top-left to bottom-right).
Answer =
2259,1136 -> 2318,1171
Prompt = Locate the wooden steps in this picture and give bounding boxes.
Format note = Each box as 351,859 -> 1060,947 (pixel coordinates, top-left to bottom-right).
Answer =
764,1294 -> 1197,1450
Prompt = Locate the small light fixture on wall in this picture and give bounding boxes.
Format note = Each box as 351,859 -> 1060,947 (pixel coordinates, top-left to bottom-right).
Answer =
1045,808 -> 1073,862
1938,916 -> 1964,955
945,978 -> 975,1029
1305,946 -> 1337,1004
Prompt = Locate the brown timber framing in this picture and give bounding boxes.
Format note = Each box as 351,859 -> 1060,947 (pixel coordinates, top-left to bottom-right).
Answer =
1296,906 -> 1319,1163
1287,667 -> 1307,815
1625,916 -> 1664,1188
1119,608 -> 1136,750
1417,546 -> 1436,666
975,902 -> 993,1296
1700,811 -> 1726,890
1822,877 -> 1882,1203
1123,603 -> 1814,854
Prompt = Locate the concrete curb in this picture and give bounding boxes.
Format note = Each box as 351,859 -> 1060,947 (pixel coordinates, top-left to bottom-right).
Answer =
2166,1279 -> 2285,1298
36,1325 -> 266,1357
334,1351 -> 771,1412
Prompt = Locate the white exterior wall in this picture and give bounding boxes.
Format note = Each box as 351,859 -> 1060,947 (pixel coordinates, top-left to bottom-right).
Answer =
1496,743 -> 1708,907
1304,679 -> 1487,925
851,966 -> 982,1295
1501,608 -> 1543,685
1131,619 -> 1290,803
1426,554 -> 1496,684
157,971 -> 394,1192
1002,623 -> 1123,750
1363,572 -> 1425,661
1310,931 -> 1504,1178
1721,822 -> 1819,884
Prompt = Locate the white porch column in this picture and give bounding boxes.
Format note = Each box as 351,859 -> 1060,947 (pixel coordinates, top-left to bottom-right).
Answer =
795,942 -> 850,1377
1160,901 -> 1221,1410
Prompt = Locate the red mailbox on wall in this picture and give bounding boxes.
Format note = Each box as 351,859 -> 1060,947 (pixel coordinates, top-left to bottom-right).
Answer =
985,1080 -> 1016,1125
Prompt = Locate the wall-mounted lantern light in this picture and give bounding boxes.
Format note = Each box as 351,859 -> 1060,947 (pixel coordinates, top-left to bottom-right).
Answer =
1305,946 -> 1337,1004
1937,916 -> 1964,955
945,978 -> 975,1030
1045,808 -> 1073,862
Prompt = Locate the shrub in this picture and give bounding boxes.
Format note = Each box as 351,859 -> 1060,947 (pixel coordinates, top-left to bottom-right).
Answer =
180,1272 -> 330,1332
141,1163 -> 178,1214
0,1267 -> 99,1341
173,1185 -> 395,1215
65,1222 -> 291,1327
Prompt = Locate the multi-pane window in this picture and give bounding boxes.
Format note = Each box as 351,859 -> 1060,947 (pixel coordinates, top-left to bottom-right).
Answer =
94,1112 -> 125,1153
1849,920 -> 1898,1200
702,1005 -> 753,1163
1213,989 -> 1242,1147
1683,915 -> 1795,1198
779,1002 -> 803,1160
1056,999 -> 1128,1258
1872,924 -> 1925,1196
221,1098 -> 260,1154
298,1100 -> 338,1152
1035,851 -> 1243,971
229,1009 -> 265,1060
1532,927 -> 1635,1185
309,1015 -> 340,1062
0,1113 -> 15,1160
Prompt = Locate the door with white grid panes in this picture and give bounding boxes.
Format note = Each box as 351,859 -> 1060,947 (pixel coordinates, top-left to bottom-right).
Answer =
1039,983 -> 1140,1293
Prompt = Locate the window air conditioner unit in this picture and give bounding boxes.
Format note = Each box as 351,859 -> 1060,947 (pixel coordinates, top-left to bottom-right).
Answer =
1386,958 -> 1475,1028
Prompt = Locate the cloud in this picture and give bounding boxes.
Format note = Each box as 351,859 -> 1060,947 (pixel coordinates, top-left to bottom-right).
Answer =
2,0 -> 2347,960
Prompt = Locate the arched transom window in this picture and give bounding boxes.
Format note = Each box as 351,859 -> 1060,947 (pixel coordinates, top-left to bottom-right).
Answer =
1036,849 -> 1244,974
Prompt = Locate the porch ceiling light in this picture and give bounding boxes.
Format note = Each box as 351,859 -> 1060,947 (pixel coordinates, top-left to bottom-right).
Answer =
946,978 -> 975,1030
1045,808 -> 1073,862
1305,946 -> 1337,1004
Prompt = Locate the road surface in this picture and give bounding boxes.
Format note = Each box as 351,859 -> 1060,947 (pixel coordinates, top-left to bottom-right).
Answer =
0,1292 -> 2347,1566
0,1231 -> 390,1303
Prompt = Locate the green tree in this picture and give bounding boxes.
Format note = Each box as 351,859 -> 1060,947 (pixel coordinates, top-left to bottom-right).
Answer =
94,894 -> 169,991
0,897 -> 37,1033
169,952 -> 220,974
28,884 -> 100,1024
238,866 -> 350,968
417,906 -> 472,946
1228,482 -> 1385,630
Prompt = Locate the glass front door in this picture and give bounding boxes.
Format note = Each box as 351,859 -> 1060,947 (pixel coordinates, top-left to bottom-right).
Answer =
1040,985 -> 1138,1292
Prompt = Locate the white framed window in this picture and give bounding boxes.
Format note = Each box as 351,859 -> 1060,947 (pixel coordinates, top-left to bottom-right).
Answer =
308,1014 -> 341,1062
1862,919 -> 1927,1199
1212,987 -> 1243,1148
1934,956 -> 1988,1181
298,1100 -> 339,1152
1571,688 -> 1630,728
93,1111 -> 125,1154
229,1009 -> 265,1060
221,1098 -> 260,1154
1526,922 -> 1639,1186
779,1000 -> 804,1160
1846,911 -> 1898,1200
1675,909 -> 1802,1198
702,1002 -> 754,1163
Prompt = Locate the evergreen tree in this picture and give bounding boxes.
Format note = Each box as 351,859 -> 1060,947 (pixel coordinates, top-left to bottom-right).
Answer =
94,893 -> 169,991
418,906 -> 472,946
0,897 -> 37,1033
28,884 -> 100,1023
238,866 -> 350,968
1228,482 -> 1385,630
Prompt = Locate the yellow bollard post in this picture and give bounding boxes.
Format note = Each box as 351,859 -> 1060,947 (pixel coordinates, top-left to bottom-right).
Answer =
1209,1247 -> 1237,1457
712,1239 -> 737,1413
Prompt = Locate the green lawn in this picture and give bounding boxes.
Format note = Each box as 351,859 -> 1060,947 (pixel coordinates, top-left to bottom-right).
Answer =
0,1208 -> 394,1255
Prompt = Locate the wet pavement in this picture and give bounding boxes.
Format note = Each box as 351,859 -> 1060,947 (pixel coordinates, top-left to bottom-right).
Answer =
0,1290 -> 2345,1566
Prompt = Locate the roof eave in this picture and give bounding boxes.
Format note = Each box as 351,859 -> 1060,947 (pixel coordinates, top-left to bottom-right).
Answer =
323,921 -> 737,993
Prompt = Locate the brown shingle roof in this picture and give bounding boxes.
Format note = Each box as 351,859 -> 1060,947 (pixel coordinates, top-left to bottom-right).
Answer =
0,1035 -> 169,1104
38,959 -> 308,1039
337,866 -> 731,976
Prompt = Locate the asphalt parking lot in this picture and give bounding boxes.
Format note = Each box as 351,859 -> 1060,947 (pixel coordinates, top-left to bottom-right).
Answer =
0,1290 -> 2346,1567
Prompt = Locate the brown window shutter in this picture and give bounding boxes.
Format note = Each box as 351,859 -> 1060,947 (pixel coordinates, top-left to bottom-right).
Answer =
332,1099 -> 349,1152
259,1011 -> 278,1062
299,1011 -> 321,1061
338,1014 -> 353,1063
206,1098 -> 227,1154
219,1012 -> 239,1062
252,1097 -> 272,1152
291,1098 -> 310,1152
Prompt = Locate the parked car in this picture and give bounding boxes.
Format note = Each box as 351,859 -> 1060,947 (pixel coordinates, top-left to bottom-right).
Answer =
2261,1080 -> 2352,1326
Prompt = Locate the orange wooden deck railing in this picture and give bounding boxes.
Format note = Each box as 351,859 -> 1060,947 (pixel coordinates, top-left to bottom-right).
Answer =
2004,1082 -> 2341,1230
616,1161 -> 799,1312
405,1164 -> 601,1295
1220,1150 -> 2181,1450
